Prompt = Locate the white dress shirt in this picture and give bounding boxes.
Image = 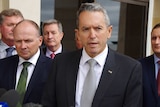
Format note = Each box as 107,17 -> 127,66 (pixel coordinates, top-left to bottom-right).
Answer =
75,45 -> 108,107
0,40 -> 17,59
15,49 -> 40,89
46,44 -> 62,58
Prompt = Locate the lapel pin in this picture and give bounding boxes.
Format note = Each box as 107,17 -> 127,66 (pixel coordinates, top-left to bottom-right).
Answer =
108,70 -> 112,74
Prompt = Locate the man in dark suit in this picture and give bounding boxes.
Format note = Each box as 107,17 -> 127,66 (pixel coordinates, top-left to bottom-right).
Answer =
42,3 -> 142,107
41,19 -> 66,59
139,23 -> 160,107
0,19 -> 53,106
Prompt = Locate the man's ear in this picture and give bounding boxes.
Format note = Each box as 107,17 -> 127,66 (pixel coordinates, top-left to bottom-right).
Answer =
107,25 -> 112,39
74,28 -> 80,39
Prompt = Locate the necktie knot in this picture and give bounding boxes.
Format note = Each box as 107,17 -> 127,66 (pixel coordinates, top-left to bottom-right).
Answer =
88,59 -> 97,68
23,62 -> 31,69
50,53 -> 55,59
6,47 -> 15,57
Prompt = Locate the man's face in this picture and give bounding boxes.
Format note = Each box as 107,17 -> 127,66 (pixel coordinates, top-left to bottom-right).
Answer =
13,21 -> 42,60
151,27 -> 160,57
75,11 -> 112,57
43,24 -> 63,51
0,16 -> 23,46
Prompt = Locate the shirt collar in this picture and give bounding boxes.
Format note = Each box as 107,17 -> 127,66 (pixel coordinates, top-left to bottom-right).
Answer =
18,49 -> 40,66
0,40 -> 15,51
154,54 -> 160,64
81,45 -> 108,67
46,44 -> 62,55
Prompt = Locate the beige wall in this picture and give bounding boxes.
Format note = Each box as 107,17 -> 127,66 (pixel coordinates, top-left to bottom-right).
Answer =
0,0 -> 40,39
0,0 -> 9,38
153,0 -> 160,26
0,0 -> 9,11
146,0 -> 160,56
0,0 -> 40,25
9,0 -> 41,25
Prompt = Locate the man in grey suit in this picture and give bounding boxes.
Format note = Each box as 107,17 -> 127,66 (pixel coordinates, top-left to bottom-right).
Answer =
0,9 -> 24,59
0,20 -> 53,106
42,3 -> 142,107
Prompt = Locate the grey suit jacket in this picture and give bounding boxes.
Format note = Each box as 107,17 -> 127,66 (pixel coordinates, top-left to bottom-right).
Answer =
42,48 -> 142,107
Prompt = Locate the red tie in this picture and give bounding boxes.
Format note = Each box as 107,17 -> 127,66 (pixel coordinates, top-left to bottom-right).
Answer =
50,53 -> 55,59
157,61 -> 160,96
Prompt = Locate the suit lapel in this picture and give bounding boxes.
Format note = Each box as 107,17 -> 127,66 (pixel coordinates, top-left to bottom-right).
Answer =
146,56 -> 158,98
8,56 -> 19,89
92,49 -> 119,107
66,50 -> 82,107
65,49 -> 119,107
24,53 -> 46,102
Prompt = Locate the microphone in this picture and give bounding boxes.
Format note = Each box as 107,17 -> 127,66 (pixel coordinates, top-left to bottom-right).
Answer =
23,103 -> 43,107
0,89 -> 20,107
0,88 -> 6,97
0,102 -> 8,107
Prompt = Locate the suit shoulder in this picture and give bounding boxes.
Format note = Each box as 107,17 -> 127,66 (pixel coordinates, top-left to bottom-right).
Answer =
0,55 -> 18,63
138,55 -> 154,68
111,50 -> 141,65
40,54 -> 53,63
113,50 -> 137,60
56,50 -> 81,59
139,55 -> 153,62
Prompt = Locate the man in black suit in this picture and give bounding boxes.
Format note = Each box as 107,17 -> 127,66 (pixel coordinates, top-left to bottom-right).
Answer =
0,20 -> 53,106
139,23 -> 160,107
41,19 -> 66,59
42,3 -> 142,107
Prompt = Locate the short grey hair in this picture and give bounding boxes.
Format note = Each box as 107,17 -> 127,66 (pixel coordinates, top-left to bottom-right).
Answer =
42,19 -> 63,33
76,3 -> 110,27
0,8 -> 24,25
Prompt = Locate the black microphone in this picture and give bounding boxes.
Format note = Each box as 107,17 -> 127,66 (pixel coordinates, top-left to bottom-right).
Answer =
0,89 -> 20,107
0,88 -> 6,97
23,103 -> 43,107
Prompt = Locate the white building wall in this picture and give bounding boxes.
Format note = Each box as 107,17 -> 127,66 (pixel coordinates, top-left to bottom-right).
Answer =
146,0 -> 154,56
146,0 -> 160,56
9,0 -> 41,25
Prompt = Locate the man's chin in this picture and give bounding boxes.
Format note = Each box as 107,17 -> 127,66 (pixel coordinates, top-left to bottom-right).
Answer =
19,54 -> 30,60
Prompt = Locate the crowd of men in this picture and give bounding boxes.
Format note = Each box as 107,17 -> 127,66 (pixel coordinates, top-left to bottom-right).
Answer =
0,2 -> 160,107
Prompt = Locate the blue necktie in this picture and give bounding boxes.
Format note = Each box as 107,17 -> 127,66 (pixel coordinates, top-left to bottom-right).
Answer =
6,47 -> 15,57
